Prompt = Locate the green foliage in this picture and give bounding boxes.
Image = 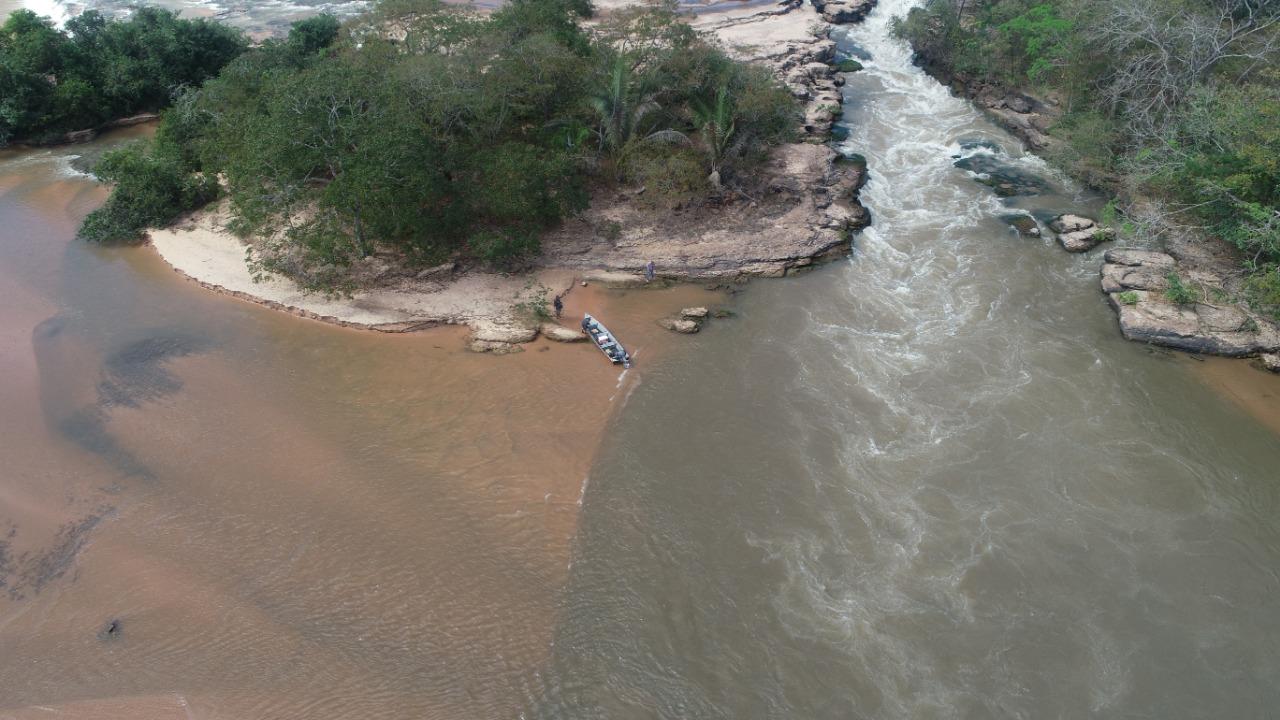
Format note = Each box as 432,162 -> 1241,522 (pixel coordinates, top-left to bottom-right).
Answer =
834,59 -> 863,73
1117,290 -> 1140,306
78,142 -> 218,243
0,8 -> 245,144
287,14 -> 341,56
1164,273 -> 1199,305
1244,266 -> 1280,320
80,0 -> 796,282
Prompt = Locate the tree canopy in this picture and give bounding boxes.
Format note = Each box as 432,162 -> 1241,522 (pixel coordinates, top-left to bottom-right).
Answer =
0,7 -> 246,144
81,0 -> 798,280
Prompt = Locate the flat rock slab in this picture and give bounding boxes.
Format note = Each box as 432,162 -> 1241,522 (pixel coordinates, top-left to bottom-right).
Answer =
680,307 -> 710,319
470,320 -> 539,344
540,323 -> 587,342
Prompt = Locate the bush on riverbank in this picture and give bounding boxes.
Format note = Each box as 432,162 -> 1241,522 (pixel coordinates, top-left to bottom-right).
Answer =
80,0 -> 798,277
892,0 -> 1279,290
0,8 -> 246,145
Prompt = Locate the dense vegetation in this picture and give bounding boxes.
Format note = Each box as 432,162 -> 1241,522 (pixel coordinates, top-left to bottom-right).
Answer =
81,0 -> 797,281
894,0 -> 1280,316
0,7 -> 245,145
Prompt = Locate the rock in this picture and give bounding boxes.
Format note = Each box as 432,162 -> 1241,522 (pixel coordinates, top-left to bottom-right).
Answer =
1004,94 -> 1033,113
1104,248 -> 1176,269
540,323 -> 586,342
467,340 -> 525,355
1057,227 -> 1109,253
469,320 -> 538,344
1261,352 -> 1280,373
659,317 -> 701,334
1002,214 -> 1040,237
833,59 -> 863,73
680,307 -> 710,319
1049,214 -> 1095,234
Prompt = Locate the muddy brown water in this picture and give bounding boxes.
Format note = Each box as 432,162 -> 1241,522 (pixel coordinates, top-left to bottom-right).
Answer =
4,0 -> 1280,718
0,128 -> 720,717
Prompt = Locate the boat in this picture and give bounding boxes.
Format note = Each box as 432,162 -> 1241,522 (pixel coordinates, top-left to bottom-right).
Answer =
581,313 -> 631,368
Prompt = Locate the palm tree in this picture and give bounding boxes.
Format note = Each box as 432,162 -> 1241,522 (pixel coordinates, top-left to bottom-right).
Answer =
690,85 -> 736,190
586,54 -> 690,175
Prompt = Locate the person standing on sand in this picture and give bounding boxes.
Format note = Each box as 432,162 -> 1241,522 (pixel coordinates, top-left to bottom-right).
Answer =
553,294 -> 563,318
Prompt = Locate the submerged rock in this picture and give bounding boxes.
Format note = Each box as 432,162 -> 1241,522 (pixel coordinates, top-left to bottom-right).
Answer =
1001,214 -> 1041,237
467,340 -> 525,355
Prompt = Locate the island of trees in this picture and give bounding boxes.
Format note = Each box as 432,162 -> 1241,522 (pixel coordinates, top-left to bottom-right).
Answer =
51,0 -> 796,284
893,0 -> 1279,319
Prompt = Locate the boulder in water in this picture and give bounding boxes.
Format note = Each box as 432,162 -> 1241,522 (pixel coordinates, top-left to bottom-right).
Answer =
659,317 -> 700,334
680,307 -> 710,320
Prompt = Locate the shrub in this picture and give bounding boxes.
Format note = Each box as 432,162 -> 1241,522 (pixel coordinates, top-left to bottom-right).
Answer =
1164,273 -> 1199,305
1244,266 -> 1280,320
1117,290 -> 1139,305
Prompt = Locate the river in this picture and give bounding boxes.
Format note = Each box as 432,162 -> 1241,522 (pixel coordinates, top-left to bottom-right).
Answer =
3,0 -> 1280,718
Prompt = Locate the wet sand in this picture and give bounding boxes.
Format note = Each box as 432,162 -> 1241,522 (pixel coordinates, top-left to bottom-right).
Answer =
1191,355 -> 1280,438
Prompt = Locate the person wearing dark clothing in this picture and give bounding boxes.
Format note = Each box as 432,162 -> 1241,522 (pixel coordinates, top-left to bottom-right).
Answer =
645,261 -> 656,282
553,294 -> 563,318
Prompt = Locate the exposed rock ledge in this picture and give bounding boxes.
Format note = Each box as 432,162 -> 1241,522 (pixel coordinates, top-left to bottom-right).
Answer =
1101,244 -> 1280,357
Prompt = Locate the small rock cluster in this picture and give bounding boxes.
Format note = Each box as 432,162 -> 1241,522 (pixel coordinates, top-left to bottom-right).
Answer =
1051,214 -> 1112,253
659,307 -> 715,334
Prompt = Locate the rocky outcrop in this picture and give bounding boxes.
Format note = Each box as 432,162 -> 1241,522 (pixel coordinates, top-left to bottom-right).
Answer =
542,142 -> 869,281
1101,247 -> 1280,357
1261,353 -> 1280,373
1051,214 -> 1112,253
810,0 -> 877,24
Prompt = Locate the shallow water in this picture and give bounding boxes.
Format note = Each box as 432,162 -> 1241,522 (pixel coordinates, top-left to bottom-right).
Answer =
533,2 -> 1280,718
3,0 -> 1279,718
0,128 -> 720,717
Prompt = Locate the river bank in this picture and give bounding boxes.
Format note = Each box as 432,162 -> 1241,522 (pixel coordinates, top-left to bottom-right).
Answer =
898,11 -> 1280,371
145,0 -> 872,352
